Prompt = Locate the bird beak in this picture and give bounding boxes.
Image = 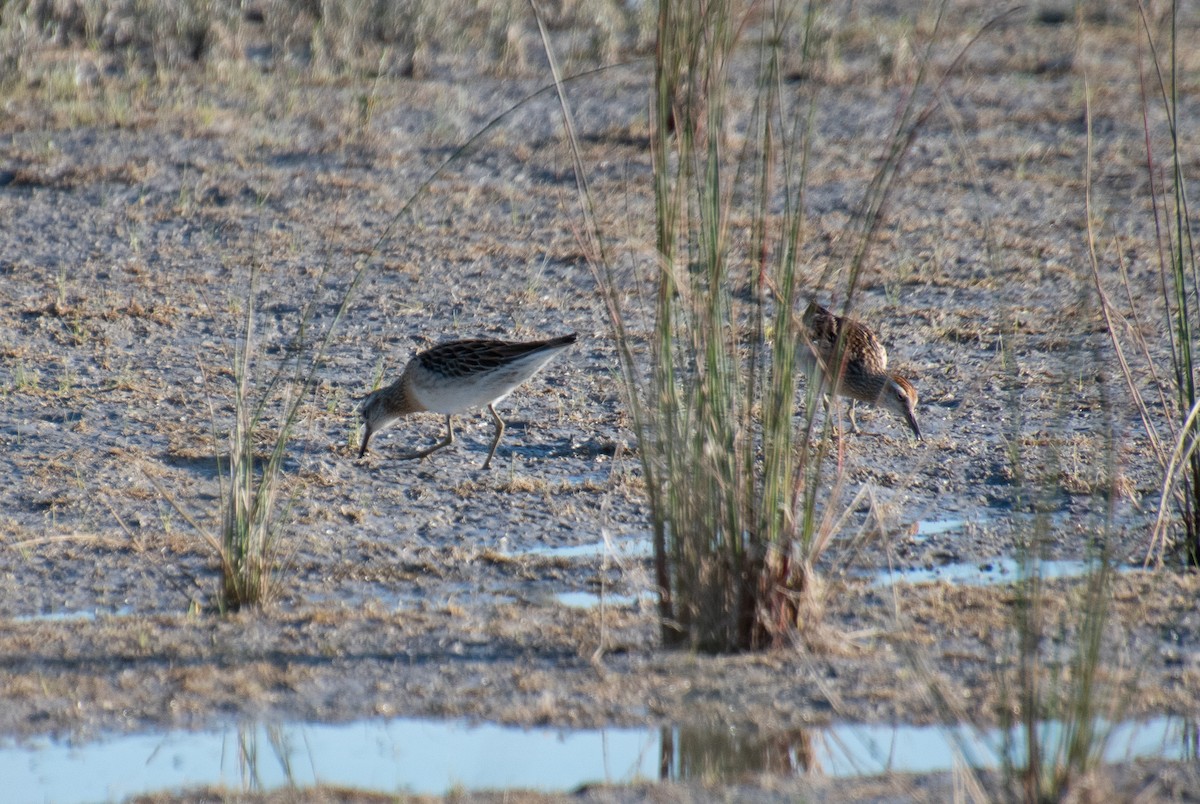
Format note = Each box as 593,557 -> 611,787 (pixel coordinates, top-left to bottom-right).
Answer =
906,409 -> 922,440
358,425 -> 372,458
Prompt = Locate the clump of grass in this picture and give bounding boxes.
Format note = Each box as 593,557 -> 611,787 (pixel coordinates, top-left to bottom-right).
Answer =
538,0 -> 996,650
9,359 -> 41,393
152,263 -> 313,611
998,406 -> 1122,799
211,269 -> 293,609
631,0 -> 856,651
906,340 -> 1131,800
1001,549 -> 1120,801
999,349 -> 1127,801
1088,0 -> 1198,566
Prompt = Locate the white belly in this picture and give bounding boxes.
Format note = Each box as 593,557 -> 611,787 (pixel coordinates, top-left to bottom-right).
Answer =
410,366 -> 529,414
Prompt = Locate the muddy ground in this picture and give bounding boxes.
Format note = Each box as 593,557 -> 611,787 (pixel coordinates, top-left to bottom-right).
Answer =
2,1 -> 1200,800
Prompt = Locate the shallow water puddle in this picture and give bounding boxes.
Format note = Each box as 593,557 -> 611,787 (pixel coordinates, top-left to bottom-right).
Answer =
869,558 -> 1119,587
3,716 -> 1191,801
554,590 -> 651,608
11,606 -> 135,624
557,560 -> 1119,604
522,538 -> 653,560
914,517 -> 969,538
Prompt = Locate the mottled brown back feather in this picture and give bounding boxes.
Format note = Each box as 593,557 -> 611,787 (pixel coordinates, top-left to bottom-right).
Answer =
416,335 -> 578,378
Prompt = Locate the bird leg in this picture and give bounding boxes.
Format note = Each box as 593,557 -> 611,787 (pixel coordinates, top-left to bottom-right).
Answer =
398,414 -> 456,462
483,404 -> 506,470
817,392 -> 846,470
820,393 -> 844,440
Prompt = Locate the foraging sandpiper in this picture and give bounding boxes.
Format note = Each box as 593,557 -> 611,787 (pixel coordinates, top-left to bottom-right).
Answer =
359,334 -> 577,468
799,301 -> 921,439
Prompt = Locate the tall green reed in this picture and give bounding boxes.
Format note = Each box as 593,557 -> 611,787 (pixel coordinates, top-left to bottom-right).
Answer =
536,0 -> 998,650
914,333 -> 1129,801
158,255 -> 362,612
998,345 -> 1123,801
640,0 -> 816,650
1089,0 -> 1198,566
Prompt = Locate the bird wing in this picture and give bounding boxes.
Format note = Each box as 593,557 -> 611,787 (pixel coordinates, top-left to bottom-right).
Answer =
802,303 -> 889,374
417,338 -> 574,378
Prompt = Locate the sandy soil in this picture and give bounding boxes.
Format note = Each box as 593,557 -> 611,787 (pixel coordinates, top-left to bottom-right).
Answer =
2,1 -> 1199,800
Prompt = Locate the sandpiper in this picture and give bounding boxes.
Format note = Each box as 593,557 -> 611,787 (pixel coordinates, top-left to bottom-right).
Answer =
359,333 -> 577,469
799,301 -> 921,439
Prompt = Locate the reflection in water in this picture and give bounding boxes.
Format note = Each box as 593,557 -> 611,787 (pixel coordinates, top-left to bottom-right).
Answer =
661,725 -> 816,779
236,723 -> 298,795
2,716 -> 1193,802
1185,720 -> 1200,760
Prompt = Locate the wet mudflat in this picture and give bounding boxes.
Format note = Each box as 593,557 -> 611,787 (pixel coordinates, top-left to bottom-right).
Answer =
1,1 -> 1199,800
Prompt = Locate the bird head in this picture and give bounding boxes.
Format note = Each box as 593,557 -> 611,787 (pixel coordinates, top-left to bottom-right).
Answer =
358,390 -> 386,458
883,375 -> 921,439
